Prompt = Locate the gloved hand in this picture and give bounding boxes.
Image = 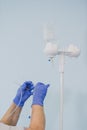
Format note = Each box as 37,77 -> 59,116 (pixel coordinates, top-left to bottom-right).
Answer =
32,82 -> 50,106
13,81 -> 34,107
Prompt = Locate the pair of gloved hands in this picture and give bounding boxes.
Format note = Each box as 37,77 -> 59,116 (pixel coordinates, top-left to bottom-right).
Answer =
13,81 -> 50,107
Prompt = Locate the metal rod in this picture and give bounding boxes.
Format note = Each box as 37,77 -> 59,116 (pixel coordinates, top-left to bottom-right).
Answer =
59,72 -> 64,130
59,54 -> 64,130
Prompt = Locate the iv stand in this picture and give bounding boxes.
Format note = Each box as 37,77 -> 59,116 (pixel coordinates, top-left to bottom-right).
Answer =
44,41 -> 80,130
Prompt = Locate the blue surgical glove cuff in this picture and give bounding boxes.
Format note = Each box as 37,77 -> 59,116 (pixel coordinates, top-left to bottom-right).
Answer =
13,93 -> 24,107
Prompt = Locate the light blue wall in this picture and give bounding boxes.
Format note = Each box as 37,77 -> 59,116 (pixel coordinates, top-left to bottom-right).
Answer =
0,0 -> 87,130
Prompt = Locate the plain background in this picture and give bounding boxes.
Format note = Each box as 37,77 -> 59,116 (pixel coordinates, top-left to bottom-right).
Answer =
0,0 -> 87,130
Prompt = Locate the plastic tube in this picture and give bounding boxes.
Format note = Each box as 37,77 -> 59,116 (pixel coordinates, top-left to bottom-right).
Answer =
8,88 -> 23,118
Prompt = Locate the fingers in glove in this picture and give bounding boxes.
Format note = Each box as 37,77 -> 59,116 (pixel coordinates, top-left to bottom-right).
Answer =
21,81 -> 34,90
46,84 -> 50,88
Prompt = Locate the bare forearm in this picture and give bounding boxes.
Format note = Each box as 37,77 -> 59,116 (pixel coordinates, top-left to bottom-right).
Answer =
0,103 -> 22,126
28,105 -> 45,130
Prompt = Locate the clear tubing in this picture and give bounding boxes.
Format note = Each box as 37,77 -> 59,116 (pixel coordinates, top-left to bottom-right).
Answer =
8,88 -> 23,118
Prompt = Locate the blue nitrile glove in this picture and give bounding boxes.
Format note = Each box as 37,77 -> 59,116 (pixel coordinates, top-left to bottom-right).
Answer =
32,82 -> 50,106
13,81 -> 34,107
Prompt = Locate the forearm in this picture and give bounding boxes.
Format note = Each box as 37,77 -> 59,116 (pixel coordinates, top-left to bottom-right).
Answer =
29,105 -> 45,130
0,103 -> 22,126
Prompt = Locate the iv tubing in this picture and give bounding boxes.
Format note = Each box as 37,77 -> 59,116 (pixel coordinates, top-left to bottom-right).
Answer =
8,88 -> 23,118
